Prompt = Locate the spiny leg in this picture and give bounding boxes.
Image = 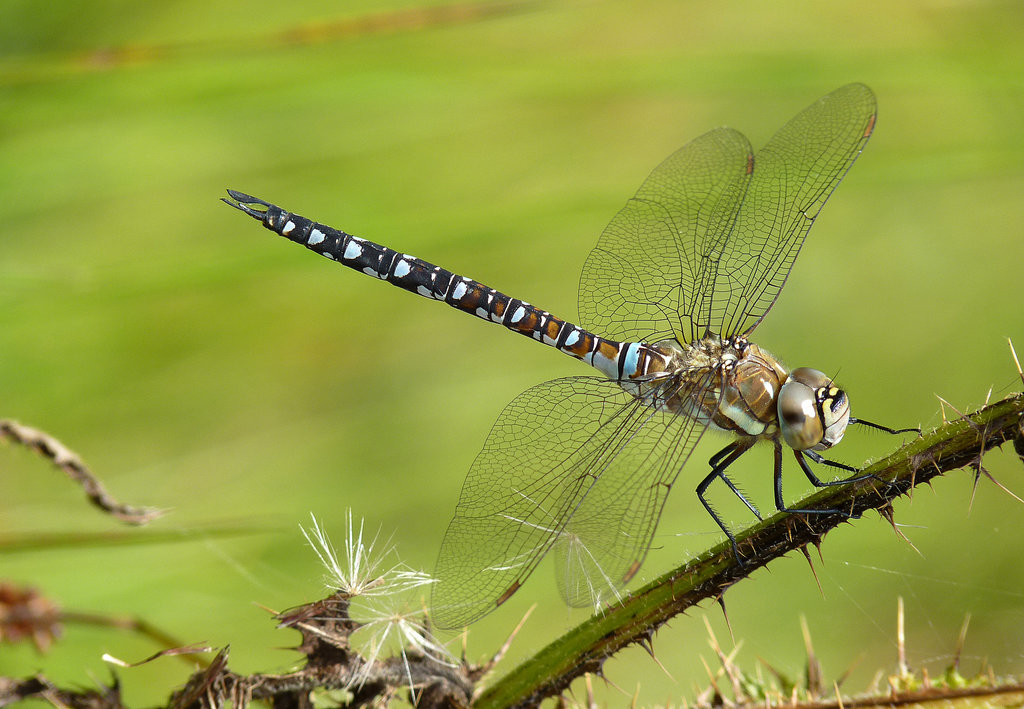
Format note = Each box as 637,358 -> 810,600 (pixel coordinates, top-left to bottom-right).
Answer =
774,446 -> 887,519
850,417 -> 920,436
706,441 -> 762,519
799,416 -> 919,490
774,445 -> 855,515
697,439 -> 758,560
708,440 -> 746,470
800,450 -> 877,485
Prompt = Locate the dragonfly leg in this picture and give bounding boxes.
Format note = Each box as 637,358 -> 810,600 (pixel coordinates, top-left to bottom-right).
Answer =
802,416 -> 918,493
697,439 -> 758,561
800,450 -> 871,482
774,447 -> 887,518
708,441 -> 742,469
850,417 -> 920,436
801,449 -> 894,494
774,446 -> 850,515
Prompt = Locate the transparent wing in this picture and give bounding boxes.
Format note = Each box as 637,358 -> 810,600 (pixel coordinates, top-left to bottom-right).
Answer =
431,372 -> 714,629
548,379 -> 710,609
717,83 -> 876,337
579,127 -> 753,345
579,83 -> 876,344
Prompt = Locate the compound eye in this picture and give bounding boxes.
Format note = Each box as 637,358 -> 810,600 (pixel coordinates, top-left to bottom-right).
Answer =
789,367 -> 831,389
778,377 -> 824,450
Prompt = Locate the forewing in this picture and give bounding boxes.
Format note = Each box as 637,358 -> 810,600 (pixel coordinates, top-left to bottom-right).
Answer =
578,127 -> 754,345
579,84 -> 876,345
713,83 -> 877,337
430,374 -> 712,628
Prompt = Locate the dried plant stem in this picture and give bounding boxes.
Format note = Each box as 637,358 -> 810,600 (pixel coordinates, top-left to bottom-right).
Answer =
1,419 -> 162,525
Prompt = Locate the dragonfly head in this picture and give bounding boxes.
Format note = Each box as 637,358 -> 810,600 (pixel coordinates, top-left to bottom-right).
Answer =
778,368 -> 850,451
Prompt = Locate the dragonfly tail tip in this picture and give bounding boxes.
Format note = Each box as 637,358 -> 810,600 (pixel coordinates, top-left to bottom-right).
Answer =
222,189 -> 270,219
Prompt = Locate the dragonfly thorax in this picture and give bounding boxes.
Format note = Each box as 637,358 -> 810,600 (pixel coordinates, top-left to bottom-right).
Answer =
635,335 -> 782,438
639,336 -> 849,452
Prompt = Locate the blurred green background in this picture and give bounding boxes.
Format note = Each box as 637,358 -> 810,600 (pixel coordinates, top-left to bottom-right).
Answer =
2,0 -> 1023,705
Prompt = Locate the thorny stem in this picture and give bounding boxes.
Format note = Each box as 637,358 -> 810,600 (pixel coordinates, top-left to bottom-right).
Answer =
476,392 -> 1024,709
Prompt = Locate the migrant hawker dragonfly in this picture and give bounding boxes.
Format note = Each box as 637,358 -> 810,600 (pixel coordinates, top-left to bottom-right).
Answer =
225,83 -> 911,630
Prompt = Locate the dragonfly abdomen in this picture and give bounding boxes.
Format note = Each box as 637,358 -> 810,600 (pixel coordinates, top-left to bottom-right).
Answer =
223,190 -> 659,381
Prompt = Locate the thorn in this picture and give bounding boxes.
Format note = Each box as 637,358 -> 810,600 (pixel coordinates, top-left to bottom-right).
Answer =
783,515 -> 795,542
703,615 -> 744,701
968,459 -> 983,514
896,597 -> 909,679
800,615 -> 823,697
866,668 -> 884,695
833,680 -> 845,709
585,672 -> 595,709
692,680 -> 714,708
961,401 -> 1016,505
934,393 -> 988,470
716,595 -> 735,645
879,505 -> 922,556
800,546 -> 824,598
935,394 -> 1003,497
489,602 -> 532,672
722,647 -> 746,702
935,395 -> 971,426
702,616 -> 720,656
638,634 -> 675,682
1010,338 -> 1023,387
977,465 -> 1024,506
698,652 -> 722,695
636,633 -> 656,659
798,512 -> 816,537
953,612 -> 971,673
592,667 -> 626,701
476,604 -> 533,688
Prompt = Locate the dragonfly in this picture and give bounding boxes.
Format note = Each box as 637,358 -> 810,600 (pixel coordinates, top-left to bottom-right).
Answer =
224,83 -> 915,630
